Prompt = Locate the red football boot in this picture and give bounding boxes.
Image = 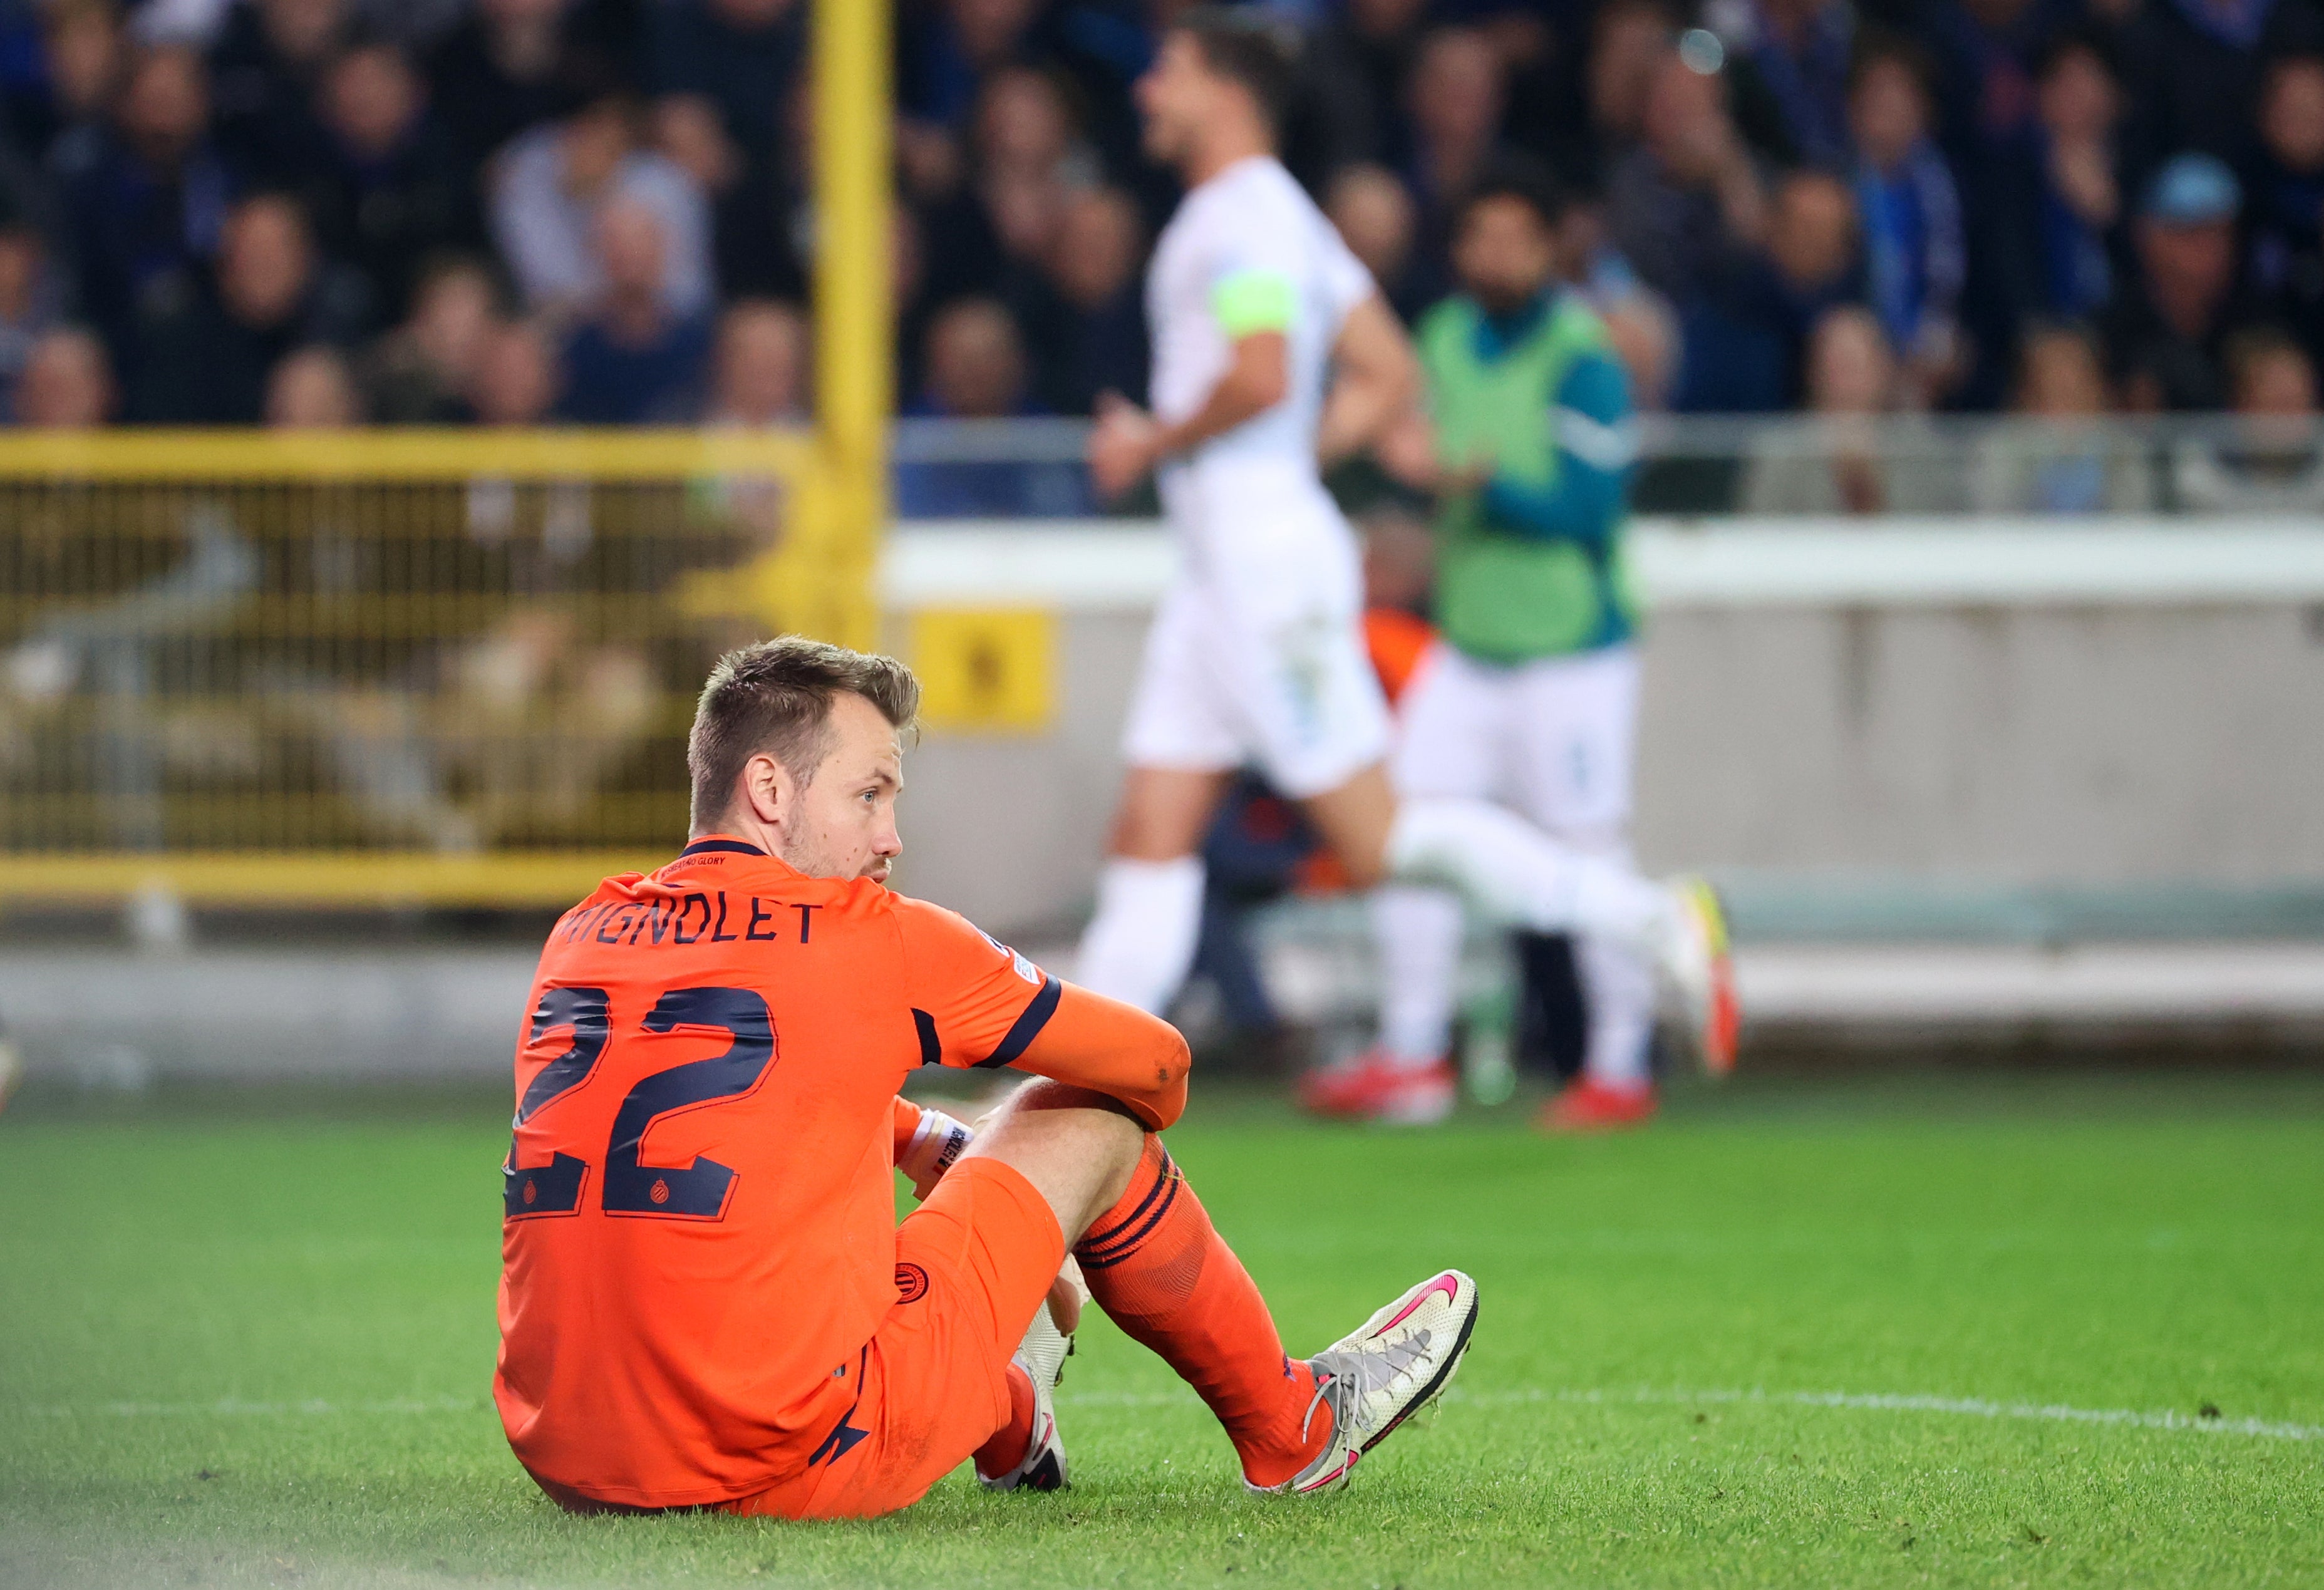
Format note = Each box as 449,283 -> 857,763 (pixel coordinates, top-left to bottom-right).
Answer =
1537,1076 -> 1659,1132
1298,1050 -> 1456,1125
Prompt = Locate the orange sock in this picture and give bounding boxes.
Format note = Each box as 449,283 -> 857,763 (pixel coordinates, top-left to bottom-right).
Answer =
973,1361 -> 1036,1479
1075,1137 -> 1328,1488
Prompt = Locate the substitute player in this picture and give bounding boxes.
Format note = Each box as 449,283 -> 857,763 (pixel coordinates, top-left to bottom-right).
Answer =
495,637 -> 1479,1517
1075,12 -> 1737,1072
1313,162 -> 1690,1130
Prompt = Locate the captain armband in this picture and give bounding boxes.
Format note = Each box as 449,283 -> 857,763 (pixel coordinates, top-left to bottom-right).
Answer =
898,1107 -> 974,1200
1211,269 -> 1295,338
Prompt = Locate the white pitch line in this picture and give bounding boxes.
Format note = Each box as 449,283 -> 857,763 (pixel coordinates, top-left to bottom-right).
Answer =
1052,1385 -> 2323,1443
1447,1385 -> 2324,1442
20,1386 -> 2322,1444
24,1395 -> 486,1418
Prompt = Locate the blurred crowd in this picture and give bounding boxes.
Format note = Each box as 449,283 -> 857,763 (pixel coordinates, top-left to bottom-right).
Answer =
3,0 -> 2324,430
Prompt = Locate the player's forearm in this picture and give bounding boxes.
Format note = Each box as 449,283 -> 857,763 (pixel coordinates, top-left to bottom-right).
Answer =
893,1097 -> 973,1199
1012,983 -> 1190,1132
1481,460 -> 1626,549
1316,369 -> 1408,468
1155,343 -> 1288,462
1319,294 -> 1419,467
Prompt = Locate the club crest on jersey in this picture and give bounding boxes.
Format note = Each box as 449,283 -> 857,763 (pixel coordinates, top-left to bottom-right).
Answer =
893,1262 -> 930,1304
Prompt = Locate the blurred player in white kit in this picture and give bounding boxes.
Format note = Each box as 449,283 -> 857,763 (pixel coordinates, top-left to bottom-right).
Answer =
1074,10 -> 1737,1090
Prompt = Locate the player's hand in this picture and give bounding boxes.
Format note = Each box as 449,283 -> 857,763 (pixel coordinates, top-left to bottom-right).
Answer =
1045,1254 -> 1088,1336
1372,408 -> 1441,490
1088,392 -> 1162,499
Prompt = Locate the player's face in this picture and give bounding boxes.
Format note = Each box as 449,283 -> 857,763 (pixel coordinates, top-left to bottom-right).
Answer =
1453,196 -> 1559,312
1136,33 -> 1212,166
778,692 -> 906,885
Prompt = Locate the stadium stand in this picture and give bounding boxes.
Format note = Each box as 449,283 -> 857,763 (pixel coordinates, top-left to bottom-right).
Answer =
2,0 -> 2323,428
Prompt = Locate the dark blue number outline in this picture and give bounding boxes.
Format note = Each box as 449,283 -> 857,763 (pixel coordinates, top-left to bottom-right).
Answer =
599,986 -> 779,1220
501,986 -> 611,1219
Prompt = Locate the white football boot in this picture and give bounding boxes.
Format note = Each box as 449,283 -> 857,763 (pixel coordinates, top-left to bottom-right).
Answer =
1251,1268 -> 1480,1495
1655,876 -> 1740,1078
977,1298 -> 1072,1492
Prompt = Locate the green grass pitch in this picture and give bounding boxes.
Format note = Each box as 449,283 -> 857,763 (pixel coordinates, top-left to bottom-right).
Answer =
4,1070 -> 2321,1589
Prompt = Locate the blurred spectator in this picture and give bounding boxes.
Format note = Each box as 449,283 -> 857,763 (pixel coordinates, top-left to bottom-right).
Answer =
1740,304 -> 1962,510
59,44 -> 232,346
264,341 -> 362,426
1969,321 -> 2154,508
897,0 -> 1045,202
125,192 -> 366,423
1404,28 -> 1509,297
1586,0 -> 1677,165
2116,0 -> 2324,180
646,0 -> 802,168
1849,36 -> 1966,405
359,253 -> 497,422
1914,0 -> 2063,184
655,92 -> 805,304
12,327 -> 115,426
557,197 -> 711,423
2246,53 -> 2324,361
1326,163 -> 1422,322
468,316 -> 561,424
492,92 -> 713,323
0,220 -> 63,415
14,0 -> 123,169
1659,161 -> 1844,413
1021,183 -> 1147,413
897,295 -> 1087,514
2172,324 -> 2324,508
1715,0 -> 1857,168
698,297 -> 805,545
913,294 -> 1035,418
299,42 -> 477,323
1608,49 -> 1770,326
920,63 -> 1091,305
704,297 -> 807,425
2103,152 -> 2263,408
425,0 -> 631,175
204,0 -> 351,186
1980,31 -> 2124,349
1297,0 -> 1433,175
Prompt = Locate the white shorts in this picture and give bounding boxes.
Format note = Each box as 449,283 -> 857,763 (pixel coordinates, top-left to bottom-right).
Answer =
1121,577 -> 1392,800
1390,643 -> 1640,842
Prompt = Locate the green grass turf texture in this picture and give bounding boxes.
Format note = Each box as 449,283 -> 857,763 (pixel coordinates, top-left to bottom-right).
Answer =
3,1070 -> 2321,1589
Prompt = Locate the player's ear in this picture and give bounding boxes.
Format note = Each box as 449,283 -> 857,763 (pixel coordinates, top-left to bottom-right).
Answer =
740,751 -> 788,827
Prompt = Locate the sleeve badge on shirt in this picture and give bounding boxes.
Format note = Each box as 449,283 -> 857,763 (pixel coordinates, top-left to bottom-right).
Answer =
979,927 -> 1043,986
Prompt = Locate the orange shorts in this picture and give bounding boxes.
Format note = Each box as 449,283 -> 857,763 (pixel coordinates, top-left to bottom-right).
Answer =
721,1155 -> 1066,1520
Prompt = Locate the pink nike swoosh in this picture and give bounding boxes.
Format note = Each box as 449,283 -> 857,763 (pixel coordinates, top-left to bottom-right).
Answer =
1372,1273 -> 1461,1337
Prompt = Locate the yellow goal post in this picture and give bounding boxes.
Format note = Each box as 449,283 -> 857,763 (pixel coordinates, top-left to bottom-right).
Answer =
0,0 -> 891,911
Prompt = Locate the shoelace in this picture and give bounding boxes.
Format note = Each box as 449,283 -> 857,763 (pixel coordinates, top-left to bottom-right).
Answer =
1299,1326 -> 1436,1447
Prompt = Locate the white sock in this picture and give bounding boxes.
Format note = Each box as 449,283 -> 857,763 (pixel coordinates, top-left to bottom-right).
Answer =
1372,885 -> 1463,1066
1385,797 -> 1671,957
1071,856 -> 1206,1016
1576,932 -> 1656,1090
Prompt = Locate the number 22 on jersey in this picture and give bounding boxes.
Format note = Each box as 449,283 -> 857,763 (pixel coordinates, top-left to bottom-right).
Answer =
502,984 -> 778,1222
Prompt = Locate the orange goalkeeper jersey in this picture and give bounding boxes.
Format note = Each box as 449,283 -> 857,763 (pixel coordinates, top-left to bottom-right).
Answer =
493,837 -> 1186,1509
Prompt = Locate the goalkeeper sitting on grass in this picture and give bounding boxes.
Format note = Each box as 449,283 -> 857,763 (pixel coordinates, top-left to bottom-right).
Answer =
494,636 -> 1479,1517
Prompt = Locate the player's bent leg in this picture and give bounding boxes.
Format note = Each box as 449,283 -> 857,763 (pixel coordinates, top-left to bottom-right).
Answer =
1074,765 -> 1232,1014
1300,765 -> 1738,1075
717,1152 -> 1073,1522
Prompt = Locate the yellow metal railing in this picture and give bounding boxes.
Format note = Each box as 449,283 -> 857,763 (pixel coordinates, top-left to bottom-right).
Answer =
0,0 -> 891,909
0,429 -> 819,904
